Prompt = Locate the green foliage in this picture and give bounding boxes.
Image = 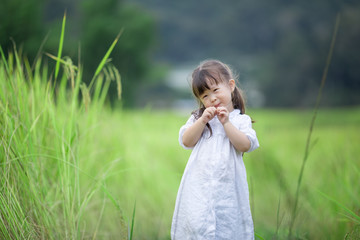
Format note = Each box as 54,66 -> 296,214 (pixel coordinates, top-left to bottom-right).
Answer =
0,0 -> 45,60
63,107 -> 359,240
0,0 -> 156,107
81,0 -> 156,107
0,37 -> 127,238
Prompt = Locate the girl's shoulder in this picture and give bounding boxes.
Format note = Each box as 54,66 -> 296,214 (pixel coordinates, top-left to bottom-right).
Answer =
230,109 -> 249,119
230,110 -> 253,125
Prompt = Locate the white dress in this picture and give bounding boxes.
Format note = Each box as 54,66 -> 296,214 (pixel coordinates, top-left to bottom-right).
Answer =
171,109 -> 259,240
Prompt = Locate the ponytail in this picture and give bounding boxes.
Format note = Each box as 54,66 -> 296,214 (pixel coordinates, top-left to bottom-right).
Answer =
232,86 -> 246,114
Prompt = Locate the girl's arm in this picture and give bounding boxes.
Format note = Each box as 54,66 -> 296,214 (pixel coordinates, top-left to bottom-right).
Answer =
182,107 -> 217,148
217,107 -> 251,152
222,121 -> 251,152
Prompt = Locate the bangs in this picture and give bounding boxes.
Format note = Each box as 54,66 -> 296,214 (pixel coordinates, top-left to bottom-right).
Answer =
192,69 -> 221,98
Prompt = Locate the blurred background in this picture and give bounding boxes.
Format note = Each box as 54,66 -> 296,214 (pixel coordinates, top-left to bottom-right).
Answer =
1,0 -> 360,110
2,1 -> 360,239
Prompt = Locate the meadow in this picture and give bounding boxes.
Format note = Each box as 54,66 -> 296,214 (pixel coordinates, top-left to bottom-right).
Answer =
84,106 -> 360,239
1,25 -> 360,239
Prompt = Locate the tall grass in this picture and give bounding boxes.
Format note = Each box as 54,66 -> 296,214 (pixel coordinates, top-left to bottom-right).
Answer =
288,13 -> 341,239
0,15 -> 128,238
246,108 -> 360,239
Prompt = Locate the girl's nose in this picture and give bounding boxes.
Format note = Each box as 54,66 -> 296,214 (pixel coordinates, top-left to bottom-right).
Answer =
210,95 -> 216,102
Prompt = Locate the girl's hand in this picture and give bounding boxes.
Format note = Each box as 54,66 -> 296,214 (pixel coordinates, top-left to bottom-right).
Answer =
200,107 -> 217,124
217,106 -> 229,125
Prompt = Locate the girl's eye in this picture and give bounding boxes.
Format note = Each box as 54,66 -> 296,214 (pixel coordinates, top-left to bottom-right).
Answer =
214,88 -> 219,92
202,95 -> 208,99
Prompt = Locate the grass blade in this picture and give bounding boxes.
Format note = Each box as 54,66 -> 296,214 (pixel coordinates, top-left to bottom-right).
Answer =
45,53 -> 78,71
0,45 -> 10,74
129,201 -> 136,240
255,233 -> 265,240
319,191 -> 360,224
89,28 -> 124,88
288,13 -> 341,238
55,11 -> 66,80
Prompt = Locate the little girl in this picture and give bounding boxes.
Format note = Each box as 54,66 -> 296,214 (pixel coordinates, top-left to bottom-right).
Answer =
171,59 -> 259,239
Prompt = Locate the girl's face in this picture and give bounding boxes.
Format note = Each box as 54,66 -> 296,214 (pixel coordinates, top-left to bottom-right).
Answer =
199,79 -> 235,112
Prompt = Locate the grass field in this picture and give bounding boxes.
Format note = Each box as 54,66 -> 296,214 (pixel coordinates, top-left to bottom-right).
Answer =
83,107 -> 360,239
1,46 -> 360,239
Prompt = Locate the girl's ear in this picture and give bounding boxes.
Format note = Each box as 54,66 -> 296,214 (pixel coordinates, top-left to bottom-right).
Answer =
229,79 -> 236,92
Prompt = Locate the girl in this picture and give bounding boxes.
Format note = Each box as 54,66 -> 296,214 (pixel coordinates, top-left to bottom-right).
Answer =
171,59 -> 259,239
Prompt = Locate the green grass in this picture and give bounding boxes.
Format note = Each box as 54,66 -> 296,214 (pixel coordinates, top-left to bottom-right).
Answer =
0,17 -> 126,238
78,107 -> 359,240
1,27 -> 360,239
246,108 -> 360,239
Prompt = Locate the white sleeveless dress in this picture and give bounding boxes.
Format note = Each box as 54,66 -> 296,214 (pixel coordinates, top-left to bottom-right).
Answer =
171,109 -> 259,240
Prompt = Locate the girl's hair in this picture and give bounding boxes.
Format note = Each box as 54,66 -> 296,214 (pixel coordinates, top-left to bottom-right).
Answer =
190,59 -> 247,134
